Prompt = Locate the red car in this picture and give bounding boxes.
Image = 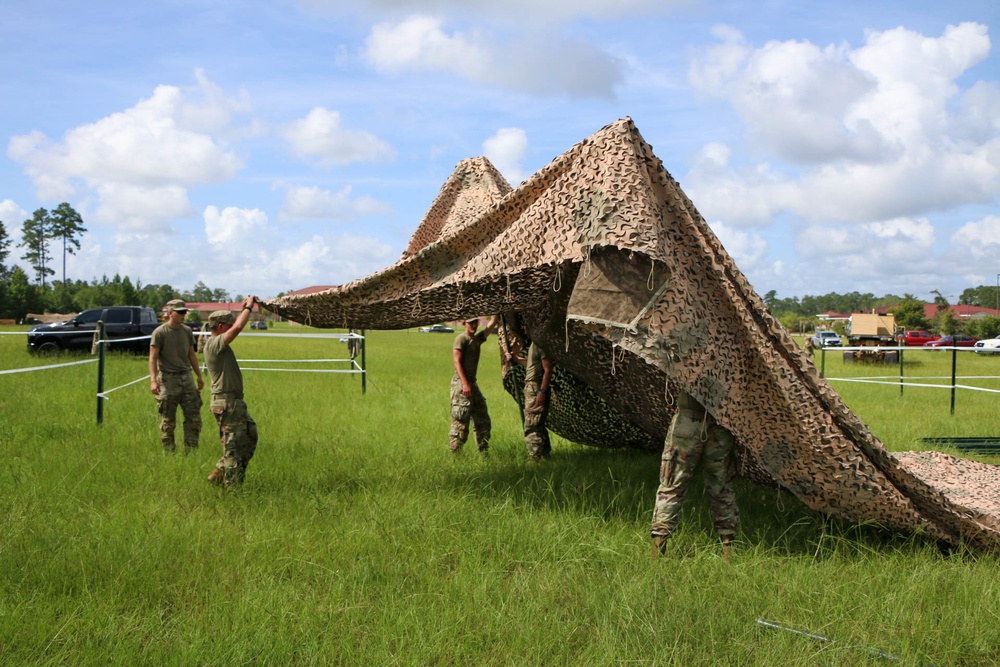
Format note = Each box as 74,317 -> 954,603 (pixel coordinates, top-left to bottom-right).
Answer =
903,330 -> 939,346
923,334 -> 979,348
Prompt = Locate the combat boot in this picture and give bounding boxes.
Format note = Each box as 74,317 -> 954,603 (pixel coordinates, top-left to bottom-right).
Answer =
207,469 -> 225,486
651,535 -> 668,559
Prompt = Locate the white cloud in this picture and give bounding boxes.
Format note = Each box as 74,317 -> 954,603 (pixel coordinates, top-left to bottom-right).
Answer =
482,128 -> 527,184
282,107 -> 395,166
278,185 -> 393,221
710,220 -> 769,272
204,206 -> 270,246
0,199 -> 28,232
950,214 -> 1000,262
361,15 -> 621,97
685,23 -> 1000,227
685,142 -> 798,226
6,71 -> 247,233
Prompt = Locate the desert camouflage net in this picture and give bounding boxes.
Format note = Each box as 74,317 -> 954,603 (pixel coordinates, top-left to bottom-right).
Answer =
265,118 -> 1000,551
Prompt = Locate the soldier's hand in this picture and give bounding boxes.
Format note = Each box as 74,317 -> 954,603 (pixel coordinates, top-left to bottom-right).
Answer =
150,380 -> 159,396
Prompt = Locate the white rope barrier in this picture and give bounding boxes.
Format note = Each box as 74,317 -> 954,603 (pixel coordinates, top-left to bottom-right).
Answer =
97,375 -> 150,399
827,376 -> 1000,394
0,358 -> 98,375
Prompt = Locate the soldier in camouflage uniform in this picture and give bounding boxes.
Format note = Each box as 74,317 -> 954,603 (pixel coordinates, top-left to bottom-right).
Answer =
511,341 -> 554,460
204,298 -> 259,487
651,390 -> 739,556
450,315 -> 498,454
149,299 -> 204,453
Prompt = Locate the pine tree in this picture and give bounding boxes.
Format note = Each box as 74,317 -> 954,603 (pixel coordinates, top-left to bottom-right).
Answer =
19,208 -> 53,287
49,202 -> 87,285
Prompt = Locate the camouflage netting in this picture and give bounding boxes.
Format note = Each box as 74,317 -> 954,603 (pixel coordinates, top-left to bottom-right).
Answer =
264,118 -> 1000,551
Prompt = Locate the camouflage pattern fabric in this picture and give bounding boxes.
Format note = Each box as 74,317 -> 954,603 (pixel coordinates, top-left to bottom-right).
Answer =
210,397 -> 258,486
449,376 -> 490,452
651,391 -> 738,539
156,371 -> 202,452
264,118 -> 1000,552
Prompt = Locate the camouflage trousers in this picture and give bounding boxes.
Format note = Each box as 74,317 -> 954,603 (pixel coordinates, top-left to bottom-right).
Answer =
650,395 -> 739,539
449,376 -> 491,452
523,380 -> 551,459
156,371 -> 202,452
210,396 -> 258,487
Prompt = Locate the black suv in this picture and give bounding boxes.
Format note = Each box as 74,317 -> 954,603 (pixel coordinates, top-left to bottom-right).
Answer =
27,306 -> 160,353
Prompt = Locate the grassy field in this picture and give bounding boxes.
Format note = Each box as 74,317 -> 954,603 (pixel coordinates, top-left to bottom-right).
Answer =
1,325 -> 999,665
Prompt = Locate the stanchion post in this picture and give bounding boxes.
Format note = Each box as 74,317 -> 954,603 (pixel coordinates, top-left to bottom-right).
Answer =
820,347 -> 826,378
96,321 -> 106,425
898,348 -> 904,397
361,329 -> 367,395
950,347 -> 957,415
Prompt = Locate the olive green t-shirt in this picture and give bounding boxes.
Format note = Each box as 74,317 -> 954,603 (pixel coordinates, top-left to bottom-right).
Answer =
151,323 -> 195,374
204,335 -> 244,397
453,330 -> 487,383
525,342 -> 550,385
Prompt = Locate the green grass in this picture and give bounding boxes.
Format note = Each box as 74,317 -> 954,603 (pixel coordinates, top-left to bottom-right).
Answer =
1,326 -> 1000,665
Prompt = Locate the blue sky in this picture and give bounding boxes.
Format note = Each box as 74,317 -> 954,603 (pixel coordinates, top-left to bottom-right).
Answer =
1,0 -> 998,303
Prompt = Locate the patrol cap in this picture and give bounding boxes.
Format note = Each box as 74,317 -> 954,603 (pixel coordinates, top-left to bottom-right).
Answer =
208,310 -> 236,328
164,299 -> 188,313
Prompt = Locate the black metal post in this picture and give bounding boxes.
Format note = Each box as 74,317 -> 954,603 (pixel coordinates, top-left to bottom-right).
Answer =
361,329 -> 367,395
898,348 -> 904,396
96,321 -> 106,425
820,347 -> 826,378
950,347 -> 957,415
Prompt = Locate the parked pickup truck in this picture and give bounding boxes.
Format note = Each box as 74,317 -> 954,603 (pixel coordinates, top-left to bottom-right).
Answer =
810,331 -> 842,348
974,335 -> 1000,355
27,306 -> 160,354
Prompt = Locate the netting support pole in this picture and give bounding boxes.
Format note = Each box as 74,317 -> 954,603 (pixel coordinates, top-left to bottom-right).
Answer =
361,329 -> 367,395
96,321 -> 106,426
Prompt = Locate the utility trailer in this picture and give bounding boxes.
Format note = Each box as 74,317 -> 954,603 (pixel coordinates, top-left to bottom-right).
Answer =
843,313 -> 899,363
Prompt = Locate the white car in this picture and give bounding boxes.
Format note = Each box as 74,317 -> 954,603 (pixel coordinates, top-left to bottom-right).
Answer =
974,336 -> 1000,355
419,324 -> 454,333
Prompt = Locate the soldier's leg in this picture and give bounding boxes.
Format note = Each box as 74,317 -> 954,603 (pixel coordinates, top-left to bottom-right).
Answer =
211,402 -> 248,487
449,378 -> 471,452
179,380 -> 203,452
703,424 -> 739,541
523,381 -> 550,460
156,376 -> 180,452
650,408 -> 704,542
470,385 -> 491,453
236,408 -> 259,483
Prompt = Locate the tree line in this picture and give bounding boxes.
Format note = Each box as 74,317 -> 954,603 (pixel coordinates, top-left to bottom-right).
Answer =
765,289 -> 1000,341
0,206 -> 236,322
2,206 -> 998,339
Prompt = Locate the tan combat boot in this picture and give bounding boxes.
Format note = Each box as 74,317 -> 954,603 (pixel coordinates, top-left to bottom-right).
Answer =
651,535 -> 668,559
207,468 -> 225,486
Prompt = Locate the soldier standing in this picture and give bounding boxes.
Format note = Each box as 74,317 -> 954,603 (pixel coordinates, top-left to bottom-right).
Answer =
450,315 -> 498,455
149,299 -> 203,453
511,341 -> 554,461
651,390 -> 739,557
204,297 -> 259,487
